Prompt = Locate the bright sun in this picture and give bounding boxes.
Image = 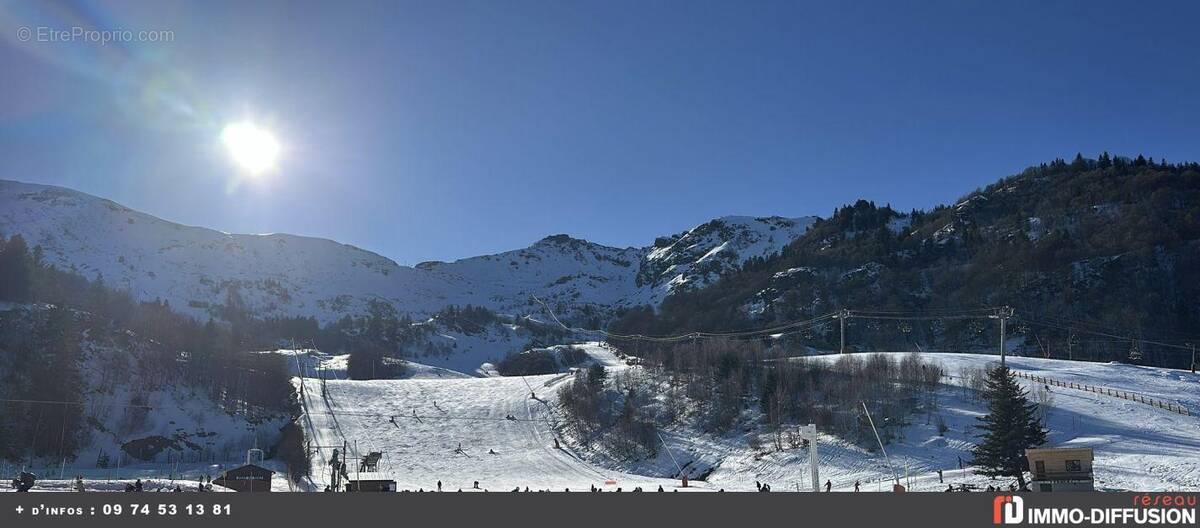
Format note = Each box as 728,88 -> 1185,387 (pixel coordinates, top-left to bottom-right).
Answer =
220,121 -> 280,175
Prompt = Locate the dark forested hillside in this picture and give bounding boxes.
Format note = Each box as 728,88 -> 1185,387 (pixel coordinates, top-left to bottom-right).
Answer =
611,154 -> 1200,369
0,233 -> 298,464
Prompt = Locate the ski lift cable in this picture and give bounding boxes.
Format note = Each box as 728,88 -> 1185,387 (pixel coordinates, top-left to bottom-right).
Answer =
530,295 -> 838,342
1014,317 -> 1195,353
849,307 -> 998,316
847,314 -> 995,321
1020,311 -> 1200,343
520,375 -> 611,482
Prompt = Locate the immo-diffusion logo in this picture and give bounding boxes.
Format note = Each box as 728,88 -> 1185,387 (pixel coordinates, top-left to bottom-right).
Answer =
993,494 -> 1197,526
994,495 -> 1025,525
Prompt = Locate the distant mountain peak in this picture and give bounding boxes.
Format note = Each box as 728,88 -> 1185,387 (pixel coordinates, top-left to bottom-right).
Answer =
0,179 -> 819,330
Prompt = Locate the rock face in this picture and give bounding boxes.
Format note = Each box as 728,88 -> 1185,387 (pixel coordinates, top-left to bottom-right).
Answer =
0,179 -> 816,324
633,215 -> 816,305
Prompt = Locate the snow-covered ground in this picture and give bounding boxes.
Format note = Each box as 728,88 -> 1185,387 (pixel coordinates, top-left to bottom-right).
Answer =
296,344 -> 693,492
295,345 -> 1200,492
701,353 -> 1200,492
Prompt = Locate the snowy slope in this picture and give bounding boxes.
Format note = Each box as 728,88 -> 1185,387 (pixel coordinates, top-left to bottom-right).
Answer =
632,215 -> 817,305
414,234 -> 645,323
294,346 -> 1200,492
699,353 -> 1200,492
0,180 -> 815,329
0,180 -> 424,321
295,344 -> 695,492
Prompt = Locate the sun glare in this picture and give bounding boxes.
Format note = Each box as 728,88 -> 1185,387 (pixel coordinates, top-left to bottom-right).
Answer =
220,121 -> 280,175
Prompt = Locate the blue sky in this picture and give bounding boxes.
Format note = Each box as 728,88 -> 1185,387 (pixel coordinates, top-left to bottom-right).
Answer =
2,1 -> 1199,264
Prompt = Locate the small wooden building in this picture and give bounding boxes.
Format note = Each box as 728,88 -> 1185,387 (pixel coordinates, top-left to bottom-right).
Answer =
344,472 -> 396,492
212,464 -> 275,492
1026,447 -> 1094,492
345,479 -> 397,492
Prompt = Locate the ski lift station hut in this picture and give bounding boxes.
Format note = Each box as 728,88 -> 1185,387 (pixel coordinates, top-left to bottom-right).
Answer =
345,472 -> 397,492
213,449 -> 275,492
1026,446 -> 1094,492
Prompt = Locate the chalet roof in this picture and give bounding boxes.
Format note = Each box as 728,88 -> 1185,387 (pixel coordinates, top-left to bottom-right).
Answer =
1026,447 -> 1094,456
219,464 -> 276,477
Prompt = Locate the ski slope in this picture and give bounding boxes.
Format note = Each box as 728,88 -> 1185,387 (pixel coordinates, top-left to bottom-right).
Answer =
297,345 -> 694,491
294,346 -> 1200,492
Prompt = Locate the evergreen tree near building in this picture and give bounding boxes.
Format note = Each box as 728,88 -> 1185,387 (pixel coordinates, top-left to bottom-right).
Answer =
971,365 -> 1048,490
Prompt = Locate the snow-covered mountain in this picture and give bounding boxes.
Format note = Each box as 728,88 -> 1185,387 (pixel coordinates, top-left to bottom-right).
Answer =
0,179 -> 815,324
633,215 -> 816,305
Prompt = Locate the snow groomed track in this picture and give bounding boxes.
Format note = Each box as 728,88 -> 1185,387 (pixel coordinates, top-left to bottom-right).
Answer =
296,346 -> 696,492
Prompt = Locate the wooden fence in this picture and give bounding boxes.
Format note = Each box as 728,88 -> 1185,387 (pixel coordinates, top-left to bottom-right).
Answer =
1011,370 -> 1191,417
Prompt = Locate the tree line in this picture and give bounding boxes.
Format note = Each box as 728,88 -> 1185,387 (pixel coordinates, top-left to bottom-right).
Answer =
610,154 -> 1200,369
557,338 -> 951,465
0,233 -> 296,466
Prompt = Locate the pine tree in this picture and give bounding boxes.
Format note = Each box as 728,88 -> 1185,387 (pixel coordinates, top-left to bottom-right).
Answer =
971,365 -> 1048,489
0,234 -> 33,302
585,363 -> 606,394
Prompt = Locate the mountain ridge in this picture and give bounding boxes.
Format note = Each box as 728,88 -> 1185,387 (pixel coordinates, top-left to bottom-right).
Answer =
0,179 -> 816,325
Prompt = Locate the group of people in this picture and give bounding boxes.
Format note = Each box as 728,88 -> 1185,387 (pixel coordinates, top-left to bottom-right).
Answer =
755,479 -> 865,492
943,483 -> 1018,492
118,475 -> 213,492
395,481 -> 705,493
13,473 -> 217,493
